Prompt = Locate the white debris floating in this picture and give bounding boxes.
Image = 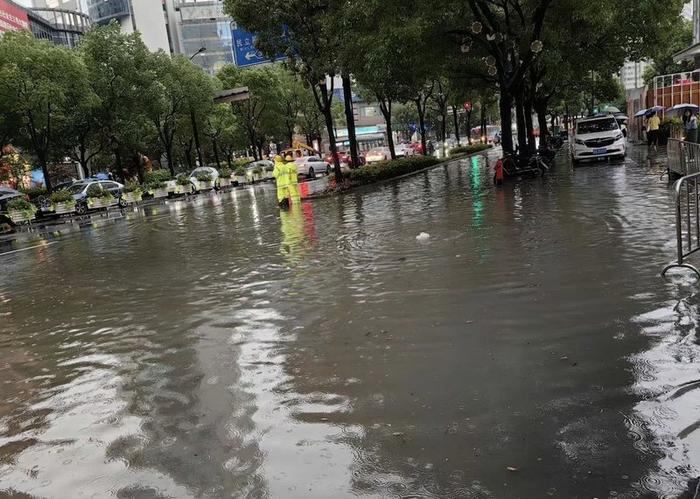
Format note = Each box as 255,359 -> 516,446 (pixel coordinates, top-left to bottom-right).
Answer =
416,232 -> 431,242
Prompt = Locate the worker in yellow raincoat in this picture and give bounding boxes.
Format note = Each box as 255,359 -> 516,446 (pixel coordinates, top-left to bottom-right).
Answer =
273,155 -> 290,209
284,155 -> 301,205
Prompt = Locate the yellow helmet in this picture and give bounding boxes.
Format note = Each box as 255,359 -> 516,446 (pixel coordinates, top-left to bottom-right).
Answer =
274,154 -> 283,162
284,155 -> 293,161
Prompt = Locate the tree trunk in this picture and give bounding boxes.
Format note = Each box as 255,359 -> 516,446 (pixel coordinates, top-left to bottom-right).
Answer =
319,81 -> 342,179
514,89 -> 527,154
212,138 -> 221,169
190,109 -> 204,167
342,75 -> 360,168
415,98 -> 428,156
38,154 -> 52,193
499,92 -> 514,154
452,107 -> 460,145
165,144 -> 175,176
379,98 -> 395,160
524,98 -> 536,153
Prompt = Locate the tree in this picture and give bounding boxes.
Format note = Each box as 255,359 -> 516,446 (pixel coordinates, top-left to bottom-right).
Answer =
79,23 -> 155,180
643,19 -> 694,86
0,31 -> 89,191
224,0 -> 346,178
218,64 -> 284,160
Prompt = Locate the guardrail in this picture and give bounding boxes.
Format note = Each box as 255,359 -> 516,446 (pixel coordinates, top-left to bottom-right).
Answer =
662,171 -> 700,278
667,139 -> 700,177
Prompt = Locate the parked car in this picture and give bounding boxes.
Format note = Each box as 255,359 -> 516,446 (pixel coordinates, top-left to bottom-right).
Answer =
295,156 -> 330,179
189,166 -> 220,191
67,180 -> 125,214
395,143 -> 416,158
365,147 -> 391,164
0,186 -> 25,212
572,115 -> 626,164
245,160 -> 274,183
324,151 -> 366,168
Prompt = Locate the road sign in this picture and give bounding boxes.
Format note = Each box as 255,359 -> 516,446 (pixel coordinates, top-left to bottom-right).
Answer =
463,101 -> 473,112
231,27 -> 285,68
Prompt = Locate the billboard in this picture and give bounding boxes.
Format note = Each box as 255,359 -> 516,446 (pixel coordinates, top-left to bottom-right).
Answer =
0,0 -> 29,34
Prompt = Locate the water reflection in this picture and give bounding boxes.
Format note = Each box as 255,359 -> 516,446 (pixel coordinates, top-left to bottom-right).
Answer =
1,148 -> 699,497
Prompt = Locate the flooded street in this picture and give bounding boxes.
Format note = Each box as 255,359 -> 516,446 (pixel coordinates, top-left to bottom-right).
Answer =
2,146 -> 699,498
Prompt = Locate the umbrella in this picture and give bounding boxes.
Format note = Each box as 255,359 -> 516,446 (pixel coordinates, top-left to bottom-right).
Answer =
599,105 -> 621,114
634,109 -> 648,117
667,103 -> 699,112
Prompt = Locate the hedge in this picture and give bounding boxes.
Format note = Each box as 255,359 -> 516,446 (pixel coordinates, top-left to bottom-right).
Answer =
346,156 -> 440,185
448,143 -> 492,156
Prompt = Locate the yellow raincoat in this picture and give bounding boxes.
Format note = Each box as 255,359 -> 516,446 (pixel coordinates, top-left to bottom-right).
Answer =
285,158 -> 300,204
273,156 -> 288,203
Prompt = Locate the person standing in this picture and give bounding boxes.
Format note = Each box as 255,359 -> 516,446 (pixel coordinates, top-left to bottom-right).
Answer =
688,113 -> 698,143
273,155 -> 290,209
284,155 -> 300,205
647,111 -> 661,151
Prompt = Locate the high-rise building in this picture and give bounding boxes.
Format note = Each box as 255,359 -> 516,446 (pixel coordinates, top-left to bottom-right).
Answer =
173,0 -> 233,74
620,60 -> 650,90
0,0 -> 89,48
85,0 -> 173,53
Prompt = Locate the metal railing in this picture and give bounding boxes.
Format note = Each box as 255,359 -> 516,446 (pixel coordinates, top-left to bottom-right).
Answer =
662,171 -> 700,278
667,139 -> 700,177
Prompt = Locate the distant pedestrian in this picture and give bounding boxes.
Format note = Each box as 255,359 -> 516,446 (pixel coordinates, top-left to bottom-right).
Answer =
647,111 -> 661,151
688,113 -> 698,143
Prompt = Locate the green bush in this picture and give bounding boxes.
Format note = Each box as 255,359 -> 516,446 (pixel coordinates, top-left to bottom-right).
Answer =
195,171 -> 213,182
233,158 -> 252,168
218,167 -> 232,177
448,143 -> 492,156
144,180 -> 166,190
122,181 -> 142,193
19,186 -> 47,200
86,183 -> 104,198
144,169 -> 171,184
234,166 -> 246,175
50,189 -> 73,203
347,156 -> 440,185
6,198 -> 35,212
176,174 -> 191,186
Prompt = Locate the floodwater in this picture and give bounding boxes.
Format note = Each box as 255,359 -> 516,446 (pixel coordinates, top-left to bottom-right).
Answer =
1,147 -> 699,498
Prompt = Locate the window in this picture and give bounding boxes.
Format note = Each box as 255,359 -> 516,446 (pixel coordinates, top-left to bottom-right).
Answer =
577,119 -> 618,135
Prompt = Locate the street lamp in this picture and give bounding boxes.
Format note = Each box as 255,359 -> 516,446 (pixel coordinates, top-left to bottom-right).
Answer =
189,47 -> 207,61
188,47 -> 207,168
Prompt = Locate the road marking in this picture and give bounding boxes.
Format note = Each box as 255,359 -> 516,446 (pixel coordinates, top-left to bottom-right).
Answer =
0,241 -> 57,257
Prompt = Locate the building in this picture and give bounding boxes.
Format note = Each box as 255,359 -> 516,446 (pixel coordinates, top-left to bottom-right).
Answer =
620,61 -> 650,91
173,0 -> 233,74
85,0 -> 174,53
0,0 -> 89,48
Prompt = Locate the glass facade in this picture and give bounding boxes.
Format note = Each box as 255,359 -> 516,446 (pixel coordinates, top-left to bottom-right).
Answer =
30,8 -> 90,47
176,1 -> 233,75
86,0 -> 130,24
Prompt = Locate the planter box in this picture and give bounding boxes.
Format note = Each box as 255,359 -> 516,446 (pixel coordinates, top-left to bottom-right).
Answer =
233,175 -> 245,185
264,170 -> 274,180
165,180 -> 177,193
8,209 -> 35,223
218,178 -> 232,189
87,197 -> 116,209
197,181 -> 214,191
152,187 -> 168,199
53,201 -> 76,215
175,183 -> 192,195
122,191 -> 142,204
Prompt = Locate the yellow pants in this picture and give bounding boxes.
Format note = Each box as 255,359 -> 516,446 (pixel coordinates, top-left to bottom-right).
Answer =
288,183 -> 300,204
276,185 -> 289,203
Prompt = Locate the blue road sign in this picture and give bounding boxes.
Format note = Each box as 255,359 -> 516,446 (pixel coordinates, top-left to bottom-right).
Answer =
231,27 -> 285,68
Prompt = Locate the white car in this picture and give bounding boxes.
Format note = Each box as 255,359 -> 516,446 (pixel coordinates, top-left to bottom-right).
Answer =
295,156 -> 330,179
395,144 -> 416,157
365,147 -> 391,164
572,116 -> 626,164
189,166 -> 219,191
